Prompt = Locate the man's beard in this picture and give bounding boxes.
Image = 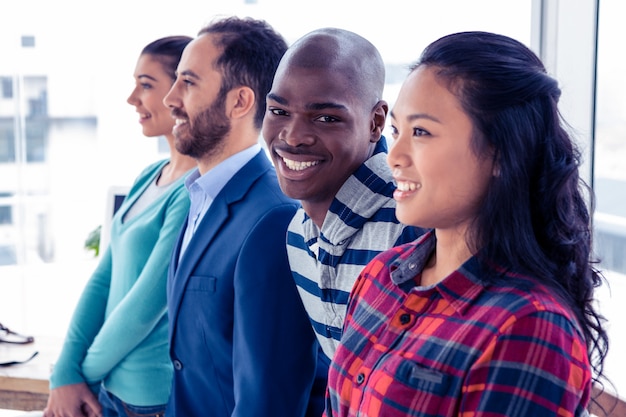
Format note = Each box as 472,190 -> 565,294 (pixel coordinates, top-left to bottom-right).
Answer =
174,91 -> 230,160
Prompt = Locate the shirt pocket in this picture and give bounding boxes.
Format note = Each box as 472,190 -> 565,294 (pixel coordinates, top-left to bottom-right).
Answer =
186,275 -> 217,293
394,360 -> 448,389
364,356 -> 458,416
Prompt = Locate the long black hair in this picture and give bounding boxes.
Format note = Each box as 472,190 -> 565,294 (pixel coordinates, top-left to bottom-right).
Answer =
413,31 -> 608,401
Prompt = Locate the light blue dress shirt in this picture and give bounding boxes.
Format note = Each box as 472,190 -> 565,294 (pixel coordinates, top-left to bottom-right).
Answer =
179,144 -> 261,257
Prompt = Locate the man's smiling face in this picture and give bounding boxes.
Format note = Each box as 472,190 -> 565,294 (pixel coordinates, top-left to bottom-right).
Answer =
262,64 -> 376,212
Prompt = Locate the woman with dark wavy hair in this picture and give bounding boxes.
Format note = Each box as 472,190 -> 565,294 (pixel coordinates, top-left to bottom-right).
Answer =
325,31 -> 608,417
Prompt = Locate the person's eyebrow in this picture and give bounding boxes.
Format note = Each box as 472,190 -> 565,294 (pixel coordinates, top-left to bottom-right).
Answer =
267,92 -> 287,105
306,102 -> 347,111
390,110 -> 441,123
267,93 -> 348,112
137,74 -> 158,82
175,69 -> 201,80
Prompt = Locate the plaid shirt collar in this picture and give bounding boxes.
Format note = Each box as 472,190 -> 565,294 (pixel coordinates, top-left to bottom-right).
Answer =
389,230 -> 488,317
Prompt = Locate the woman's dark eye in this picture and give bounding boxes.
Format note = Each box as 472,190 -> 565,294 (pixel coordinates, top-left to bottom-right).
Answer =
413,127 -> 430,137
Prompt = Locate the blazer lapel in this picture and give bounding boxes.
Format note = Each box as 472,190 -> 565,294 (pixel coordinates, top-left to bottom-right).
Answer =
168,150 -> 273,335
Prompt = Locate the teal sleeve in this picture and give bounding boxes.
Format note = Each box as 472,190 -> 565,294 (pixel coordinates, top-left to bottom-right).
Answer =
79,187 -> 189,384
49,247 -> 112,389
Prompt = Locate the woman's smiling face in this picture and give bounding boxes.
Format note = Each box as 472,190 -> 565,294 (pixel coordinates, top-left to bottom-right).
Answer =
127,54 -> 176,138
387,66 -> 494,233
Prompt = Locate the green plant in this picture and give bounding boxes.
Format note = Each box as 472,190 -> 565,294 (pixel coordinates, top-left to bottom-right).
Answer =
84,225 -> 101,257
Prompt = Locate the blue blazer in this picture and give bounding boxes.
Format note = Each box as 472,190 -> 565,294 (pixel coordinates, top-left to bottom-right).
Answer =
166,151 -> 316,417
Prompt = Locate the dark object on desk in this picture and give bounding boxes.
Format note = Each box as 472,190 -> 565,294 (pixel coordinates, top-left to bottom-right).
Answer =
0,351 -> 39,367
0,322 -> 34,344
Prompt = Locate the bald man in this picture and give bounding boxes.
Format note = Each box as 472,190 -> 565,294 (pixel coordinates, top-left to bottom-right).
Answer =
262,28 -> 424,415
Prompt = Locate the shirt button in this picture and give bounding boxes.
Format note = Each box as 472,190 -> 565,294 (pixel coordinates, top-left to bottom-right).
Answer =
173,359 -> 183,370
356,373 -> 365,385
400,313 -> 411,324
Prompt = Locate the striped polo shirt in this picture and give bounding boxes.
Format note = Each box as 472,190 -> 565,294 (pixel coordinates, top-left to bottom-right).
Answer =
287,139 -> 422,362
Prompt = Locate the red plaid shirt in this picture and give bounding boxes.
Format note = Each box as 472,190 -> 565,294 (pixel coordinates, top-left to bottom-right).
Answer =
325,231 -> 591,417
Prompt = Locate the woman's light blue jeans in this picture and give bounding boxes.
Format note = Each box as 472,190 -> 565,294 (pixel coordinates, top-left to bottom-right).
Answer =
98,386 -> 166,417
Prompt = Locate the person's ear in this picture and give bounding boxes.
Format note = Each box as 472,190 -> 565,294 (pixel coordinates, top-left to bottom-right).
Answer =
227,86 -> 255,120
491,152 -> 500,177
370,100 -> 388,143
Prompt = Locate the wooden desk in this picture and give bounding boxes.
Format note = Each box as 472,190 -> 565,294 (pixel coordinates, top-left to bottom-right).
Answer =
0,337 -> 60,411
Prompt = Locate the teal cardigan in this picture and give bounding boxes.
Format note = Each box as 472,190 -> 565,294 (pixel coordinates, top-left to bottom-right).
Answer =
50,159 -> 192,406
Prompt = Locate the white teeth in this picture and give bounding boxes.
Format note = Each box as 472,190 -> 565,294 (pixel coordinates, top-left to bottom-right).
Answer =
282,157 -> 320,171
175,119 -> 187,126
396,181 -> 421,191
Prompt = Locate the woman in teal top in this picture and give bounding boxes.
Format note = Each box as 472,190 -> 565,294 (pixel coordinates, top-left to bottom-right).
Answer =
44,36 -> 196,417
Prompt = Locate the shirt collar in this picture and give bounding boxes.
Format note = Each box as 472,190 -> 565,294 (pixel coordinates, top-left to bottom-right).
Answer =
315,138 -> 395,245
389,230 -> 488,316
185,143 -> 261,199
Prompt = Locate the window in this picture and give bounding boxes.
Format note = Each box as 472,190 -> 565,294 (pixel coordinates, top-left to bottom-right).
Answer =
0,195 -> 11,224
0,120 -> 15,162
1,77 -> 12,99
595,0 -> 626,275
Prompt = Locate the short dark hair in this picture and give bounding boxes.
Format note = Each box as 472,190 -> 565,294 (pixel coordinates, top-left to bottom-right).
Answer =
141,36 -> 193,81
199,16 -> 288,128
413,31 -> 608,395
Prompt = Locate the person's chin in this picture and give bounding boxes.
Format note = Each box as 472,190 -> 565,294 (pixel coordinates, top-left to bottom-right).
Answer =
278,176 -> 316,201
174,135 -> 194,156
